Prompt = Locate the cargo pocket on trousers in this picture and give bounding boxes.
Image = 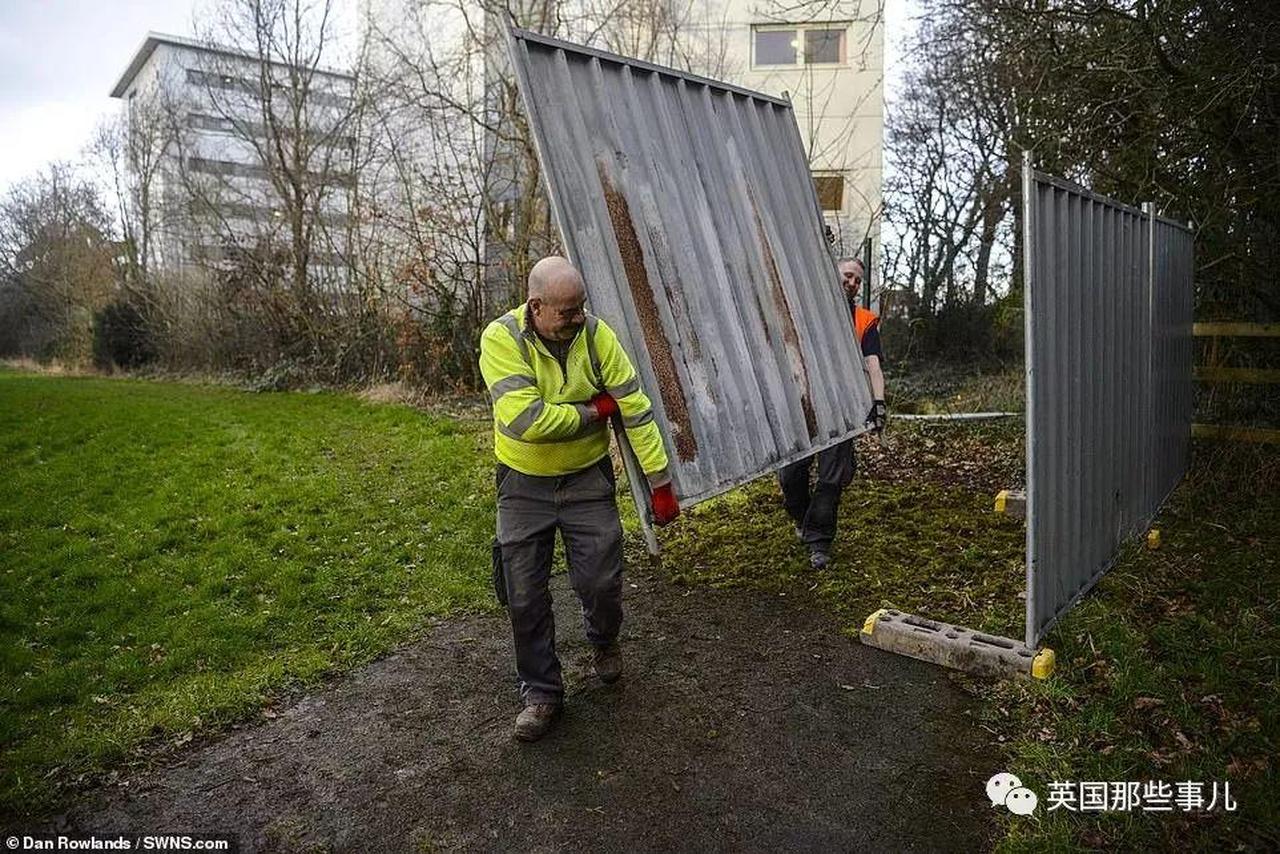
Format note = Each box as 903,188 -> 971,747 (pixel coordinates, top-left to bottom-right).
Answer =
492,463 -> 512,606
491,537 -> 508,606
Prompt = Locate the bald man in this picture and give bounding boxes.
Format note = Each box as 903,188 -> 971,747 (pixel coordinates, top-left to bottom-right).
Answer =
479,256 -> 679,741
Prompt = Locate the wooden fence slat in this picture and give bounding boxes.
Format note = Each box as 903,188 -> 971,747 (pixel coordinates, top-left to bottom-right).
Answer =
1194,366 -> 1280,384
1193,322 -> 1280,338
1192,423 -> 1280,444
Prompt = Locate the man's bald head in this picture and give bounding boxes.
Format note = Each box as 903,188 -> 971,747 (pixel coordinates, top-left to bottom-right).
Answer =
838,257 -> 864,300
527,256 -> 587,341
528,256 -> 586,302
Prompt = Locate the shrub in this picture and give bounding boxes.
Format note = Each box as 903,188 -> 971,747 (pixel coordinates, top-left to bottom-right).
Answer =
93,298 -> 156,369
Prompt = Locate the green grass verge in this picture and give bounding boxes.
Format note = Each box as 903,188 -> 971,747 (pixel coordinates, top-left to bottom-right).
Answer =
654,454 -> 1027,640
991,440 -> 1279,851
0,369 -> 496,818
645,419 -> 1277,851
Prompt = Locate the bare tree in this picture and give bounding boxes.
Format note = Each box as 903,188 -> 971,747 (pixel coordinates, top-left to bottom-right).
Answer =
150,0 -> 385,379
179,1 -> 359,299
357,0 -> 739,386
880,0 -> 1025,356
0,164 -> 118,362
883,0 -> 1280,363
89,97 -> 179,336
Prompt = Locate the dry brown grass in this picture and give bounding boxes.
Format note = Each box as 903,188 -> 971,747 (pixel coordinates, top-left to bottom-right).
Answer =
0,357 -> 95,376
356,382 -> 428,408
356,381 -> 492,424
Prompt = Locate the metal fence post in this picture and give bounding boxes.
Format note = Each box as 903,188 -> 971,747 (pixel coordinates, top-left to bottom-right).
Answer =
1152,202 -> 1162,514
861,235 -> 873,311
1021,151 -> 1039,647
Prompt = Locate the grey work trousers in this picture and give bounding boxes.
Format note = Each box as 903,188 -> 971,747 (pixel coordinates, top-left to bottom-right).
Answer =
777,437 -> 857,553
495,455 -> 624,706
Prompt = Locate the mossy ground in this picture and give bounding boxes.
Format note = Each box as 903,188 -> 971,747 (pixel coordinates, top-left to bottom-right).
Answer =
4,365 -> 1275,849
648,437 -> 1027,642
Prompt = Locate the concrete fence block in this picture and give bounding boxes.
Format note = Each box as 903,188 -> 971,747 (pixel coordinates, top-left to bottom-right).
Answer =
860,609 -> 1054,680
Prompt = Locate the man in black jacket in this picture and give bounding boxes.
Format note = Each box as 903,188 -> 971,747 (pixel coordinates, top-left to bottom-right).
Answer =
778,257 -> 886,569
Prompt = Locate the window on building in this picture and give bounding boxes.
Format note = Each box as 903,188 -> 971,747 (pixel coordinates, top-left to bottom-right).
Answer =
813,174 -> 845,211
753,29 -> 797,66
187,112 -> 236,133
187,68 -> 244,94
804,28 -> 845,64
753,24 -> 849,68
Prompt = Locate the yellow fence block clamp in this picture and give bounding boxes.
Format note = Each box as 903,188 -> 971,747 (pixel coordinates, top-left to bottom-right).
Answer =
860,609 -> 1054,681
1147,529 -> 1161,550
1032,648 -> 1056,680
862,608 -> 889,636
993,489 -> 1027,519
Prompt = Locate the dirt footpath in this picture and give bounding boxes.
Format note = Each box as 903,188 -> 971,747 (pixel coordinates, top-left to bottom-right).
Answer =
50,569 -> 1002,853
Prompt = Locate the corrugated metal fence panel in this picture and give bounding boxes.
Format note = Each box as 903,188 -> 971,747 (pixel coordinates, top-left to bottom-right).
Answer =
1023,162 -> 1194,646
1149,218 -> 1196,508
507,28 -> 873,505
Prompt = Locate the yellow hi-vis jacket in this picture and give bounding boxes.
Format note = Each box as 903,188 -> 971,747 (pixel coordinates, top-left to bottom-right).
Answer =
478,303 -> 671,482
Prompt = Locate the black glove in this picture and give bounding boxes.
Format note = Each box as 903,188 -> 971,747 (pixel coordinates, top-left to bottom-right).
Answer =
866,399 -> 887,433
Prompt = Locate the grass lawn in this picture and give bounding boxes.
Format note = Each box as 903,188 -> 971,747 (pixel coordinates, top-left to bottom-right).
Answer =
992,439 -> 1279,851
0,368 -> 497,818
656,415 -> 1278,851
3,366 -> 1275,850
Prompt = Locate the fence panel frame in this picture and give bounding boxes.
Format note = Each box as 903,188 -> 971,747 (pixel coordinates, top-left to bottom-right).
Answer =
506,26 -> 876,552
1022,154 -> 1194,646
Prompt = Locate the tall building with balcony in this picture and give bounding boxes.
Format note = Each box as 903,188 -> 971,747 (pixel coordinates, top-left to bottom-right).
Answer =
109,32 -> 357,288
721,2 -> 884,265
359,1 -> 883,301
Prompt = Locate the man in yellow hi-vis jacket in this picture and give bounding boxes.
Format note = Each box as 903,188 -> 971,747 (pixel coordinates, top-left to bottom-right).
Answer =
479,256 -> 679,742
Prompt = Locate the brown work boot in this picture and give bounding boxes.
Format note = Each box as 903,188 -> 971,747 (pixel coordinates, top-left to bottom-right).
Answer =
593,643 -> 623,684
513,702 -> 561,742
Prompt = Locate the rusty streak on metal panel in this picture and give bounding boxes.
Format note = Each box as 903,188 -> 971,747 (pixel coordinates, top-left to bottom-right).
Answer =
597,161 -> 698,461
747,183 -> 818,439
505,26 -> 875,507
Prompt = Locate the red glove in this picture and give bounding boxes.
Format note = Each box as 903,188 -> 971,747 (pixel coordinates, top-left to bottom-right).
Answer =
590,392 -> 618,420
650,482 -> 680,526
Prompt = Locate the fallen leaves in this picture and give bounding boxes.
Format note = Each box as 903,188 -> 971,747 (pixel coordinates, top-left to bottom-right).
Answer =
1132,696 -> 1165,712
1225,755 -> 1269,779
858,425 -> 1024,492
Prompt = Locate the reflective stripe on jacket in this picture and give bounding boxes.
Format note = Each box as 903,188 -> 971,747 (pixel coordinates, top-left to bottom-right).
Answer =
478,303 -> 671,481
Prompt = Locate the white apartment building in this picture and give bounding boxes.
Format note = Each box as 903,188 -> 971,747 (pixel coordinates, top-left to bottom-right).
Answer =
358,1 -> 883,302
109,32 -> 357,287
719,1 -> 884,263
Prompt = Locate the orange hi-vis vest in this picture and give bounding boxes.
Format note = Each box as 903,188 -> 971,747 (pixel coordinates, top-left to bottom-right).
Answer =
853,305 -> 880,345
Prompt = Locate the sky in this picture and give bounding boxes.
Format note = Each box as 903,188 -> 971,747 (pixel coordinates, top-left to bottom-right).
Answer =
0,0 -> 360,194
884,0 -> 914,98
0,0 -> 915,195
0,0 -> 207,192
